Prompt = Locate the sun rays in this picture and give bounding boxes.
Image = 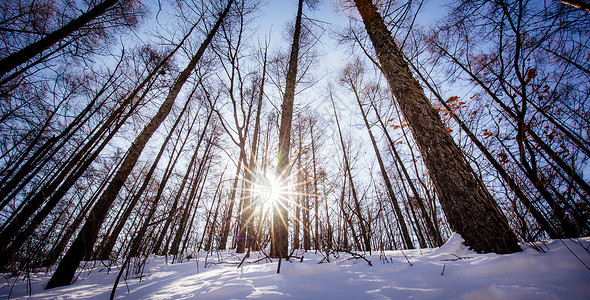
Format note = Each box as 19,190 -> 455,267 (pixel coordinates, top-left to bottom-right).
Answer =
235,165 -> 321,250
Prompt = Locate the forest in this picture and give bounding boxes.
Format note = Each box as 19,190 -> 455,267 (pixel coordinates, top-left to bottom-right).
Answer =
0,0 -> 589,297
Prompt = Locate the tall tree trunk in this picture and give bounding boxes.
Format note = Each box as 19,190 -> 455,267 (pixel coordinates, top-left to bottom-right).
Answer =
271,0 -> 304,258
323,184 -> 333,250
330,93 -> 371,252
218,153 -> 244,250
407,58 -> 561,239
198,169 -> 225,252
349,79 -> 415,249
170,136 -> 213,256
310,121 -> 320,251
337,171 -> 358,250
353,0 -> 521,253
303,181 -> 311,251
152,106 -> 214,254
96,98 -> 192,260
0,0 -> 119,78
45,1 -> 233,289
371,101 -> 443,246
241,47 -> 268,255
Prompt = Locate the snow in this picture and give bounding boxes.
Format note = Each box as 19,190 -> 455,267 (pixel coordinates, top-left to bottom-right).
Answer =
2,235 -> 589,299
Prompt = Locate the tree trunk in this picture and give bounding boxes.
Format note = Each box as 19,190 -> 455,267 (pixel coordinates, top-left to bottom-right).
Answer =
241,47 -> 268,254
153,107 -> 214,254
371,101 -> 443,246
310,121 -> 320,251
407,58 -> 561,239
331,94 -> 370,252
45,1 -> 233,289
0,0 -> 119,78
271,0 -> 304,258
354,0 -> 521,254
350,80 -> 415,249
97,98 -> 191,260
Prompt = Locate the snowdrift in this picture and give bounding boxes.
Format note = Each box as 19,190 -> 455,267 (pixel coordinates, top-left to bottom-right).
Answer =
2,235 -> 589,299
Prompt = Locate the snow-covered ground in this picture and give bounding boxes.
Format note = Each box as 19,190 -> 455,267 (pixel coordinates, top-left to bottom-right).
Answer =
2,234 -> 589,299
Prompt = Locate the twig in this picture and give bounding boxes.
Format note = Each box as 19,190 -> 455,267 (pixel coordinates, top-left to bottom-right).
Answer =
101,259 -> 112,273
7,271 -> 21,300
441,264 -> 446,276
318,248 -> 331,264
401,250 -> 413,266
336,249 -> 372,266
569,238 -> 590,255
110,256 -> 131,300
561,239 -> 590,270
237,249 -> 249,269
441,253 -> 473,261
286,249 -> 297,262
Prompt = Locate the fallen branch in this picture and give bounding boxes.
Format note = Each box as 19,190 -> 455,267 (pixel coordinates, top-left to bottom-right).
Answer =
441,254 -> 473,261
335,249 -> 372,266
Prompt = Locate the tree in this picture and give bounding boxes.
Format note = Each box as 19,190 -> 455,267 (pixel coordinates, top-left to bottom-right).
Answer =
341,62 -> 415,250
45,0 -> 234,289
271,0 -> 305,259
0,0 -> 135,79
352,0 -> 521,254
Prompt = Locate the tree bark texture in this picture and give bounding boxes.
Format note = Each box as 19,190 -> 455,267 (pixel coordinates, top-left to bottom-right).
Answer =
271,0 -> 304,258
354,0 -> 521,254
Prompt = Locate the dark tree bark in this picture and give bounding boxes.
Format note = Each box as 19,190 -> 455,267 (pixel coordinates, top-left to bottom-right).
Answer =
96,97 -> 192,260
353,0 -> 521,254
0,0 -> 120,78
407,57 -> 561,239
271,0 -> 304,258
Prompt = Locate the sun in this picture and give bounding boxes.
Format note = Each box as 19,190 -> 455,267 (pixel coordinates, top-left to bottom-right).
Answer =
254,172 -> 285,209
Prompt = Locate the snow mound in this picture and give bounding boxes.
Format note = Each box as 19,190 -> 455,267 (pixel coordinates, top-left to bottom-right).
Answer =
434,232 -> 476,256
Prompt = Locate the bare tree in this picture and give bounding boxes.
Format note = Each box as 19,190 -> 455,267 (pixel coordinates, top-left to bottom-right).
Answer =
45,0 -> 234,289
352,0 -> 521,253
